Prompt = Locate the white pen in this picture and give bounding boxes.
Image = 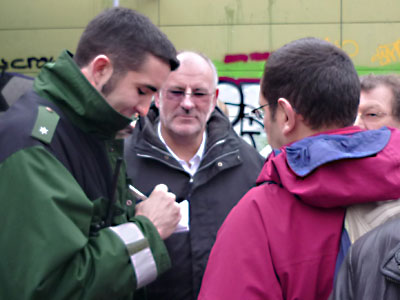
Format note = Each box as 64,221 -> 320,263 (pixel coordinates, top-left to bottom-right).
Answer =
128,184 -> 148,201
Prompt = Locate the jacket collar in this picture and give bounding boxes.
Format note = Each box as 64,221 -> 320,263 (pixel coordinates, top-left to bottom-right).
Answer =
33,50 -> 131,139
257,126 -> 400,208
286,127 -> 391,177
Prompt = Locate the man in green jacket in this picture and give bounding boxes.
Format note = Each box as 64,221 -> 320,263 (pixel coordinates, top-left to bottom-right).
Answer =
0,7 -> 181,299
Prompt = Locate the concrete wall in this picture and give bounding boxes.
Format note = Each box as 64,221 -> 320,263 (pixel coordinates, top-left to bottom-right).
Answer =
1,0 -> 399,77
1,0 -> 399,149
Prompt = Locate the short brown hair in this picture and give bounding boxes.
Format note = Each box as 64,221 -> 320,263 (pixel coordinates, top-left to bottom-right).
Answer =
261,37 -> 360,130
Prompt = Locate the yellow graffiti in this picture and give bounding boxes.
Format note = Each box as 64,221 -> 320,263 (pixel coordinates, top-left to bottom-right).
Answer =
371,39 -> 400,66
324,38 -> 359,58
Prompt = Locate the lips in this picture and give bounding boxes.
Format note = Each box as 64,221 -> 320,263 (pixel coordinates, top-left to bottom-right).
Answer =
174,109 -> 194,116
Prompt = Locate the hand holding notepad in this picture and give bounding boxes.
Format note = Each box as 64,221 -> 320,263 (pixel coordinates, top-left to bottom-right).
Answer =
130,184 -> 189,235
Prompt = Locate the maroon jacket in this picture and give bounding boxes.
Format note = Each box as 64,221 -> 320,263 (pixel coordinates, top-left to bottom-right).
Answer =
199,126 -> 400,300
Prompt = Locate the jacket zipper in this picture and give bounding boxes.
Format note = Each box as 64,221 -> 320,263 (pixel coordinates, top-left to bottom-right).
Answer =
137,138 -> 238,174
137,145 -> 186,172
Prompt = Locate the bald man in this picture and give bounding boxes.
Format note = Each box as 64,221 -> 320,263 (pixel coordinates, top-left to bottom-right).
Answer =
124,51 -> 264,300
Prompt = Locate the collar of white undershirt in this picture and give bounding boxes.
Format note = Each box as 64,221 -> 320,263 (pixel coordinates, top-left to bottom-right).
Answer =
157,122 -> 206,176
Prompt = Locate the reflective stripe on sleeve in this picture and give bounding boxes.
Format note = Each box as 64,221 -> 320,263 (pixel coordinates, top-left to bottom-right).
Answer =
109,223 -> 158,288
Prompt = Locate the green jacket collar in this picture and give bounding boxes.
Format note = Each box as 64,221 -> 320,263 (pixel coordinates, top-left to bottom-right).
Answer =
33,50 -> 131,139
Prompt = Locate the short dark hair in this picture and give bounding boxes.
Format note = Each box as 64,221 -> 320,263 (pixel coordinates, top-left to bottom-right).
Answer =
360,74 -> 400,121
261,37 -> 360,130
74,7 -> 179,73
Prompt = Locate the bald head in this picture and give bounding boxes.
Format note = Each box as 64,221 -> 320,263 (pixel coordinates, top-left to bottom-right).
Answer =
177,51 -> 219,89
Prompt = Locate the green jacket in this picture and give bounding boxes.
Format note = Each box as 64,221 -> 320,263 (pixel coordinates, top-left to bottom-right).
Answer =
0,51 -> 170,299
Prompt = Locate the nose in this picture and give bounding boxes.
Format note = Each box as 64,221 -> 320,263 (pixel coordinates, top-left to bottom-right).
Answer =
136,96 -> 153,116
138,104 -> 150,116
180,94 -> 195,110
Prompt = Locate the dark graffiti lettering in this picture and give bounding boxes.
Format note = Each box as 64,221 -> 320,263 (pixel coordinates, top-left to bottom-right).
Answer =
27,57 -> 53,69
0,56 -> 54,72
0,59 -> 8,73
10,59 -> 26,69
217,77 -> 265,150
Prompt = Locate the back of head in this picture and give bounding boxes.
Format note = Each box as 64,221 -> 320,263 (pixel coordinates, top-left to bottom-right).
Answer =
74,7 -> 179,73
360,74 -> 400,120
261,37 -> 360,130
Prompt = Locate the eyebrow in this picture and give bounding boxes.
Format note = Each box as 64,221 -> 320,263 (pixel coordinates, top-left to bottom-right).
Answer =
168,86 -> 210,92
168,86 -> 185,90
360,104 -> 382,111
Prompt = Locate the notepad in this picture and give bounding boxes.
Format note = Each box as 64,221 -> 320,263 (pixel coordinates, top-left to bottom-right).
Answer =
175,200 -> 189,233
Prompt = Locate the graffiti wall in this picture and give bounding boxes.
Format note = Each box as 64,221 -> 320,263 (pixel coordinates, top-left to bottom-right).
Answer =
0,56 -> 54,73
218,78 -> 265,150
2,42 -> 400,151
214,35 -> 400,149
2,0 -> 400,150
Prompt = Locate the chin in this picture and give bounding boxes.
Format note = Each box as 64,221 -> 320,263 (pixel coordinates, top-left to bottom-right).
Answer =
173,127 -> 202,138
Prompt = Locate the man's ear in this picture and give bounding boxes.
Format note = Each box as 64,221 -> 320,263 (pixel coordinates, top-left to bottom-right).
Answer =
215,89 -> 219,99
212,89 -> 219,107
81,55 -> 113,90
277,98 -> 296,136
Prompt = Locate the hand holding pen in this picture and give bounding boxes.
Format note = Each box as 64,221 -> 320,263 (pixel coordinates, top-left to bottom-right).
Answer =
134,184 -> 181,240
129,184 -> 148,202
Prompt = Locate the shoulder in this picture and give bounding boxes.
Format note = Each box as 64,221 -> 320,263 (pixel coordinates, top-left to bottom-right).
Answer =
0,91 -> 43,161
346,217 -> 400,279
352,218 -> 400,256
229,182 -> 282,218
31,105 -> 60,144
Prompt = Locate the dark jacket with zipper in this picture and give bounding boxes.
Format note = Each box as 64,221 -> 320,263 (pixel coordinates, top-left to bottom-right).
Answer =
331,217 -> 400,300
124,104 -> 265,300
0,51 -> 170,300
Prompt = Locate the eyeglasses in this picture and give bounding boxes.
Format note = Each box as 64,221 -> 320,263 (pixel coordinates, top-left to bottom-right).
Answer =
248,103 -> 269,120
163,89 -> 214,102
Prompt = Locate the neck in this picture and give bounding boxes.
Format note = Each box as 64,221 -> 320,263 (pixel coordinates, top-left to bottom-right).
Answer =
161,128 -> 204,164
288,122 -> 343,145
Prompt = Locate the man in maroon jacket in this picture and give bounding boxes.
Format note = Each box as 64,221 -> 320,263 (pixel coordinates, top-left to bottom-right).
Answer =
198,37 -> 400,300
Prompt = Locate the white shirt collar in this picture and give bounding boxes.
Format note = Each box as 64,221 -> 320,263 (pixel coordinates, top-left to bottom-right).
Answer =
158,123 -> 206,176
